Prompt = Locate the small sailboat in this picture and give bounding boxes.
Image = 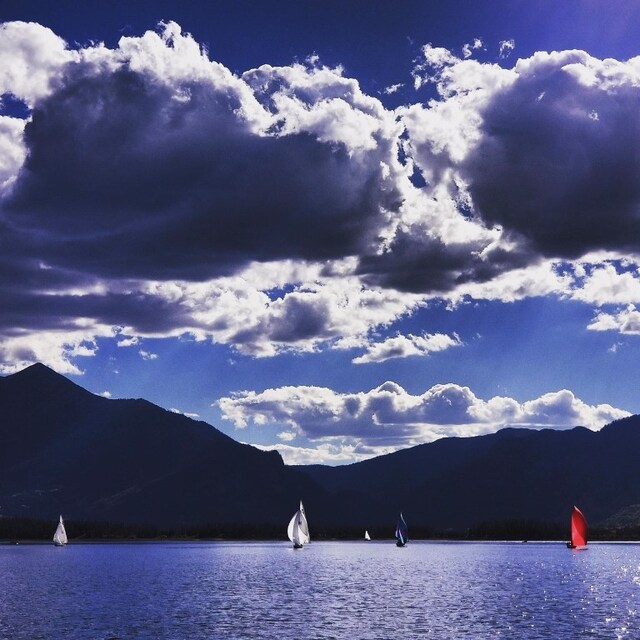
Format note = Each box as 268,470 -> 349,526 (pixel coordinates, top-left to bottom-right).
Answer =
52,515 -> 68,547
287,501 -> 310,549
364,530 -> 371,541
566,505 -> 588,550
395,512 -> 408,547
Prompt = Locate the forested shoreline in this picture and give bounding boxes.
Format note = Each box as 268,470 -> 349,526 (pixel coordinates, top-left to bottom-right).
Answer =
2,516 -> 640,543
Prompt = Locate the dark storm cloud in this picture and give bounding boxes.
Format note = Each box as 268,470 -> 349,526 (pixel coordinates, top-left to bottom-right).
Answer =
460,51 -> 640,258
4,61 -> 400,281
0,286 -> 194,334
230,294 -> 331,349
356,227 -> 533,293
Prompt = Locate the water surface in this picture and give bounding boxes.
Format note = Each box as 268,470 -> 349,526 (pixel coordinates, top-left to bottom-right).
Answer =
1,540 -> 639,639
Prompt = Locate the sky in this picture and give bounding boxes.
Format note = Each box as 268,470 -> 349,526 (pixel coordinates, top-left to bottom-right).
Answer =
2,0 -> 640,465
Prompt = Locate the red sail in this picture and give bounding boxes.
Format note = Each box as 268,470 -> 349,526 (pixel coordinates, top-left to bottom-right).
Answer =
571,505 -> 588,548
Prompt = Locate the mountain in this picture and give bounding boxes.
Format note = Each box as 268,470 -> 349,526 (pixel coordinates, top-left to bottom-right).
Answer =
598,504 -> 640,529
301,417 -> 640,529
2,363 -> 640,532
0,363 -> 321,527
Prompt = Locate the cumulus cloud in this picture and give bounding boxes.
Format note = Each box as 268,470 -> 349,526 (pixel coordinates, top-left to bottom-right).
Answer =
352,332 -> 461,364
6,39 -> 400,280
251,441 -> 386,466
219,381 -> 630,457
3,20 -> 640,373
588,304 -> 640,334
0,21 -> 73,105
415,47 -> 640,259
566,260 -> 640,306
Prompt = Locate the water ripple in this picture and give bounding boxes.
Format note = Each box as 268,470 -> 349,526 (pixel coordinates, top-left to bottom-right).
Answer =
1,541 -> 640,639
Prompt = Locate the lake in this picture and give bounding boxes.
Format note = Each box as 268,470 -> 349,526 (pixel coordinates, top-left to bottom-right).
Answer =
1,540 -> 639,639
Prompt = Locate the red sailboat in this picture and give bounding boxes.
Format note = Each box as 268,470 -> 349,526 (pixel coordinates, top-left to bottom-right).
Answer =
566,505 -> 588,549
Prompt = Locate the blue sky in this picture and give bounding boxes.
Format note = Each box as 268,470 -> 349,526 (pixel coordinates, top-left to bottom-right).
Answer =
2,0 -> 640,464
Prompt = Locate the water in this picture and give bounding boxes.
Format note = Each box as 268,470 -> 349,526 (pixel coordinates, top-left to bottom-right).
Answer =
1,540 -> 639,639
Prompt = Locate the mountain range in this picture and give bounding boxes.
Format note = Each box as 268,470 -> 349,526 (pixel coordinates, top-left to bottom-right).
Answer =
2,363 -> 640,533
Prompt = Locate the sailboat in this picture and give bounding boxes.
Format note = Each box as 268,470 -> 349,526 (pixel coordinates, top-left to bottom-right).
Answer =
364,530 -> 371,541
566,505 -> 588,550
395,512 -> 408,547
287,501 -> 310,549
52,515 -> 68,547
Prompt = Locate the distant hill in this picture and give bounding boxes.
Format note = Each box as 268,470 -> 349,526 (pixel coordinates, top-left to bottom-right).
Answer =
301,416 -> 640,530
598,504 -> 640,529
0,363 -> 321,527
2,364 -> 640,533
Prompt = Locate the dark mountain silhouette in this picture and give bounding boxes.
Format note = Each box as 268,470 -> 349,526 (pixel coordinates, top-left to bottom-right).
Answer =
0,363 -> 321,527
2,363 -> 640,532
301,417 -> 640,529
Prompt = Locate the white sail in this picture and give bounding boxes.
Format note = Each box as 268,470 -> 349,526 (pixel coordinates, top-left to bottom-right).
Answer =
297,501 -> 310,542
365,530 -> 371,541
287,501 -> 310,547
53,515 -> 67,546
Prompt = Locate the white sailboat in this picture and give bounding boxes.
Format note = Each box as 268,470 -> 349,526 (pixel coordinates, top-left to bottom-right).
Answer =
287,501 -> 310,549
53,515 -> 67,547
364,530 -> 371,541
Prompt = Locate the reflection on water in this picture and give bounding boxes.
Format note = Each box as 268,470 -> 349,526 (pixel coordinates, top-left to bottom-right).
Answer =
1,541 -> 639,639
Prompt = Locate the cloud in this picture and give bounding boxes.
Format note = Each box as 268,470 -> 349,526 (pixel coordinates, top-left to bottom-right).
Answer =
6,24 -> 404,279
458,51 -> 640,259
0,116 -> 26,196
0,20 -> 429,371
566,260 -> 640,306
498,39 -> 515,59
3,21 -> 640,372
462,38 -> 483,59
251,441 -> 384,466
588,304 -> 640,334
355,44 -> 640,341
170,407 -> 200,418
0,21 -> 73,106
218,381 -> 630,458
383,83 -> 403,95
352,332 -> 461,364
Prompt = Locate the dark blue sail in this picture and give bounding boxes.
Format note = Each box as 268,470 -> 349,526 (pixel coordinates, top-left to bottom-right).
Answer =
395,512 -> 408,547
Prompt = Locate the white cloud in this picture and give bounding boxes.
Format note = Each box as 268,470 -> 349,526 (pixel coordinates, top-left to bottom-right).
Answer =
170,407 -> 200,418
0,325 -> 111,375
588,304 -> 640,335
3,22 -> 640,374
219,381 -> 630,459
462,38 -> 483,59
353,332 -> 461,364
99,390 -> 112,398
0,116 -> 26,196
384,82 -> 403,94
567,261 -> 640,306
139,349 -> 158,361
251,441 -> 387,465
137,262 -> 425,357
0,21 -> 74,105
498,39 -> 515,59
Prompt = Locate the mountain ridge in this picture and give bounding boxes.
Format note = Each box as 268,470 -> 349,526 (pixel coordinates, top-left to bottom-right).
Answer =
2,363 -> 640,531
